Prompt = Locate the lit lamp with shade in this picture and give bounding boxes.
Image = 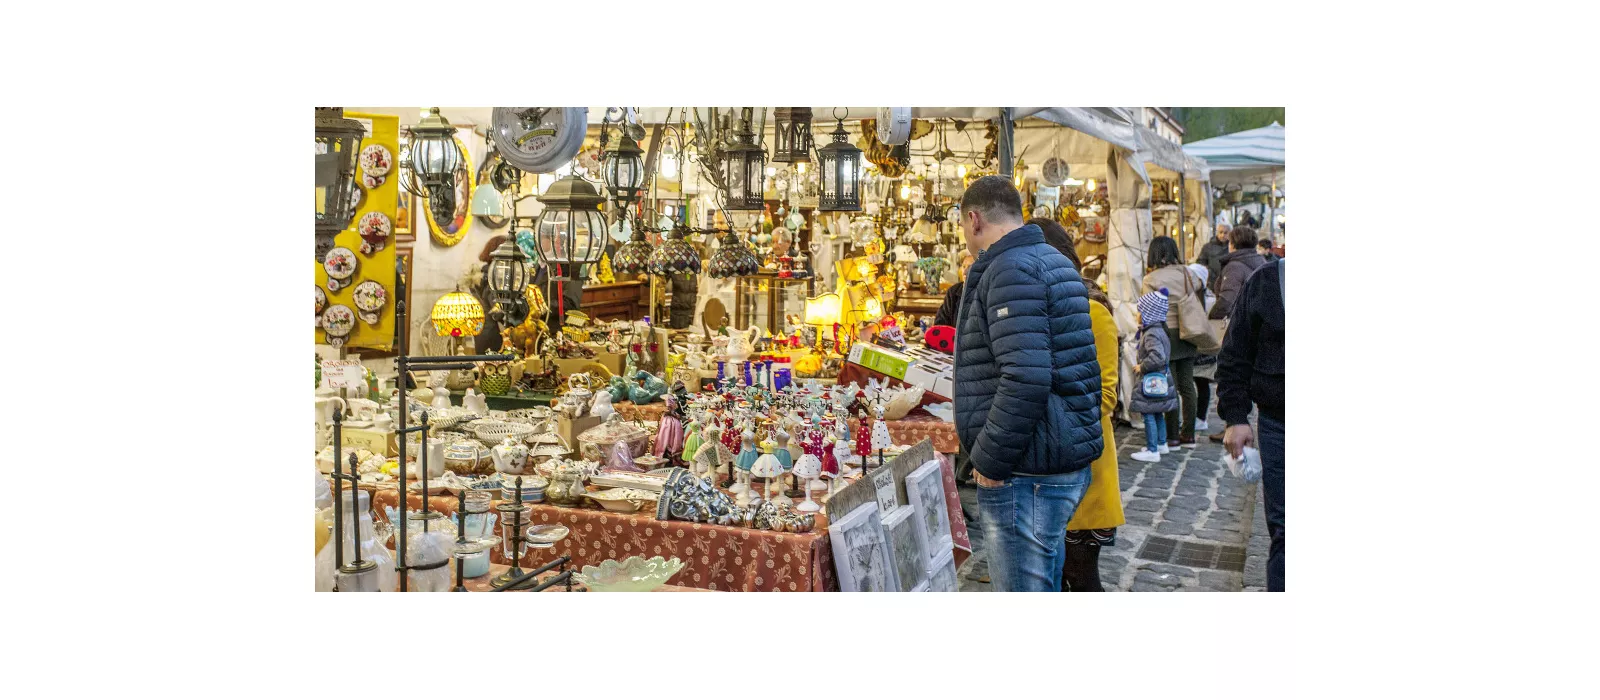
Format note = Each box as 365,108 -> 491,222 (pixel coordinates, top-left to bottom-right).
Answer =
431,288 -> 485,353
803,292 -> 842,355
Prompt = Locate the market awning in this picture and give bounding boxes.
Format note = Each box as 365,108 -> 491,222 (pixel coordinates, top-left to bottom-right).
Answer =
1183,122 -> 1283,186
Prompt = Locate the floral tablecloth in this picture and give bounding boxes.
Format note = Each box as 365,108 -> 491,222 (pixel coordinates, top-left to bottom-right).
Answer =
372,490 -> 838,592
613,400 -> 666,423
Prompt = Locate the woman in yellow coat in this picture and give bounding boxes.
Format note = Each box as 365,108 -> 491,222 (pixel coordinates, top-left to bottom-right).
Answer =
1034,219 -> 1124,591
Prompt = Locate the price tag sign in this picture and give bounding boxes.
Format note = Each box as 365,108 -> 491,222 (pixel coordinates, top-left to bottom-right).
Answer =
320,359 -> 366,390
870,465 -> 899,514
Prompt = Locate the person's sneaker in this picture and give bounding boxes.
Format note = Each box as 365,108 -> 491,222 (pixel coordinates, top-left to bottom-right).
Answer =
1178,434 -> 1197,448
1168,439 -> 1183,450
1158,444 -> 1171,454
1130,449 -> 1161,463
1195,418 -> 1209,431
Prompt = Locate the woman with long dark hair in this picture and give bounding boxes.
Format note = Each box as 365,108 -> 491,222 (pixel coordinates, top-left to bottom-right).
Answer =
1142,236 -> 1203,448
1032,218 -> 1123,591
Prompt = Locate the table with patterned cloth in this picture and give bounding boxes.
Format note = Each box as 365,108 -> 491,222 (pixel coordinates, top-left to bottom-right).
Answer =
372,489 -> 840,592
463,563 -> 714,592
364,452 -> 971,590
849,414 -> 959,454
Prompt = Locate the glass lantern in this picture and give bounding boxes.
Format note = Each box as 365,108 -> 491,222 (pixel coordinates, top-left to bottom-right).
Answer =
771,107 -> 813,164
314,107 -> 365,259
647,222 -> 702,276
722,113 -> 767,210
602,129 -> 645,205
486,237 -> 530,313
533,174 -> 610,280
816,117 -> 863,212
401,108 -> 463,201
611,225 -> 654,275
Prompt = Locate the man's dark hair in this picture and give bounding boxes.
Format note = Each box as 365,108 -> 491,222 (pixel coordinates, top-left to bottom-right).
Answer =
1229,225 -> 1259,250
1256,238 -> 1273,251
960,175 -> 1023,224
1147,235 -> 1183,270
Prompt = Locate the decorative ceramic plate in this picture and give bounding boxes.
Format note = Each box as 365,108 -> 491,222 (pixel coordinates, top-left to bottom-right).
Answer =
315,286 -> 327,318
321,304 -> 355,345
349,182 -> 364,211
359,144 -> 393,177
876,107 -> 912,145
352,280 -> 387,324
323,247 -> 357,291
357,211 -> 391,254
363,173 -> 386,190
490,107 -> 587,174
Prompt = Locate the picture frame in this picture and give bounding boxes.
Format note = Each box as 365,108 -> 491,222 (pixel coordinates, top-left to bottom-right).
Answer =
882,504 -> 929,592
827,502 -> 899,593
926,548 -> 957,592
905,459 -> 953,562
395,187 -> 413,236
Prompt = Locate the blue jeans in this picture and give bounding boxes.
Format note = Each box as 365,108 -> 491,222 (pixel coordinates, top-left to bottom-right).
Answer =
978,470 -> 1092,591
1258,414 -> 1285,592
1142,413 -> 1168,451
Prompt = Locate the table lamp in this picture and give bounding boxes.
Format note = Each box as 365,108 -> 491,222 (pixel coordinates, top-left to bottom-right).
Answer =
803,292 -> 842,355
431,287 -> 485,355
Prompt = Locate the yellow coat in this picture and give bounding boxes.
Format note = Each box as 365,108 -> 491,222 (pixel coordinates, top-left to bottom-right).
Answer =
1066,301 -> 1125,531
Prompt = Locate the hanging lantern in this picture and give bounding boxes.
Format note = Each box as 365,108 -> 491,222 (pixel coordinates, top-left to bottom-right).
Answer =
431,288 -> 485,339
602,128 -> 645,205
722,111 -> 767,210
486,237 -> 530,314
611,225 -> 654,275
771,107 -> 813,164
648,222 -> 703,276
533,174 -> 610,280
815,115 -> 863,212
706,232 -> 761,279
314,107 -> 365,259
401,108 -> 464,214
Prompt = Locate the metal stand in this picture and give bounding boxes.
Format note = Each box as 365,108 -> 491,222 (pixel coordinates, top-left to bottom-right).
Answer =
329,410 -> 377,591
491,555 -> 575,592
491,476 -> 538,590
392,258 -> 514,591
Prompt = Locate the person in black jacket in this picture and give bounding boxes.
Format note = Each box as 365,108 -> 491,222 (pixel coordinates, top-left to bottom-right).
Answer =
1216,258 -> 1285,591
1193,223 -> 1231,290
1209,226 -> 1267,321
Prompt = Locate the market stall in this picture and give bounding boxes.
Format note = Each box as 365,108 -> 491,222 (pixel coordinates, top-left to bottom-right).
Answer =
1184,122 -> 1285,246
314,106 -> 1157,592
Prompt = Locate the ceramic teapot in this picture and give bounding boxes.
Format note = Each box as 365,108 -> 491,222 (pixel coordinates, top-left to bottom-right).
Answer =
491,437 -> 530,475
560,373 -> 594,416
725,325 -> 761,363
544,462 -> 589,507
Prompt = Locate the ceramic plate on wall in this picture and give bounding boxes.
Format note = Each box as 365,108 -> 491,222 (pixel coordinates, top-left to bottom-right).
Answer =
363,173 -> 386,190
321,304 -> 355,345
352,280 -> 387,324
315,285 -> 327,319
360,144 -> 393,177
357,211 -> 391,254
323,246 -> 357,292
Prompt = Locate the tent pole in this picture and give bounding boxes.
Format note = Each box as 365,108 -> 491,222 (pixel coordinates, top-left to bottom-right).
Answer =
998,107 -> 1015,178
1178,173 -> 1187,261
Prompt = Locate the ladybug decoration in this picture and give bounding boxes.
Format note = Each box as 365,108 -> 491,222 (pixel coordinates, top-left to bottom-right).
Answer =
925,325 -> 956,353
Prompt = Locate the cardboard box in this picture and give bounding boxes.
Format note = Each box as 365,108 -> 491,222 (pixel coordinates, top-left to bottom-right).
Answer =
557,414 -> 603,452
343,427 -> 394,457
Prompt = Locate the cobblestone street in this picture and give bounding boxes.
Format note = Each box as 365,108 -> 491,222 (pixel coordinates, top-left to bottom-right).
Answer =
957,405 -> 1271,592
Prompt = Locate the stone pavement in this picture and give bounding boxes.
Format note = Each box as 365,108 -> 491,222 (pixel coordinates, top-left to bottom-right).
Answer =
956,407 -> 1269,592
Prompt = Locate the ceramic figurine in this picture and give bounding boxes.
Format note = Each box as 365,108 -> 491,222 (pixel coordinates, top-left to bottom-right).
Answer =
773,425 -> 796,503
870,403 -> 892,452
734,425 -> 760,505
462,388 -> 490,415
590,390 -> 616,421
680,418 -> 703,470
627,371 -> 669,405
607,375 -> 630,404
654,393 -> 685,460
749,437 -> 783,507
693,425 -> 732,483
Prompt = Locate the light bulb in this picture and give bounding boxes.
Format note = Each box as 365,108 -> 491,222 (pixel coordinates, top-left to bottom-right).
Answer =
797,162 -> 806,174
899,183 -> 910,199
957,164 -> 967,178
660,154 -> 678,179
766,166 -> 777,177
1086,178 -> 1097,191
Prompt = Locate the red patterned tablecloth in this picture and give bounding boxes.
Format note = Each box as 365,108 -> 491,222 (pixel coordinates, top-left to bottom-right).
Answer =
373,490 -> 838,592
612,400 -> 666,423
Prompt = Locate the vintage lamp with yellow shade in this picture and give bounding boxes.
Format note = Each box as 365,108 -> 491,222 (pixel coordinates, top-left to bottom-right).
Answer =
431,288 -> 485,354
803,292 -> 842,355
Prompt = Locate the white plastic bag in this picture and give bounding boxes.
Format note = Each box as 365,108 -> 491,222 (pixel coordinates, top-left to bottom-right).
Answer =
1225,446 -> 1263,484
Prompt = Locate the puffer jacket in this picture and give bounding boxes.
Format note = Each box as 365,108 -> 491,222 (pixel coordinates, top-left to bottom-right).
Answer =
954,224 -> 1103,481
1210,249 -> 1267,320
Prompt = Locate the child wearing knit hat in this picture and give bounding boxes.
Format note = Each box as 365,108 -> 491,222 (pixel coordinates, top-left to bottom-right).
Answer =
1129,288 -> 1179,463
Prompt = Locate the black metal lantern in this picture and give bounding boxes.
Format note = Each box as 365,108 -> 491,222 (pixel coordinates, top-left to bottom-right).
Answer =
722,111 -> 767,210
772,107 -> 813,164
315,107 -> 365,259
486,237 -> 530,312
533,175 -> 610,280
602,128 -> 646,205
815,115 -> 863,212
401,108 -> 464,213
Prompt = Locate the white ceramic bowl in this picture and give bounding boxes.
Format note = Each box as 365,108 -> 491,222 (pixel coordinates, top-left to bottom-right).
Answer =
573,556 -> 684,592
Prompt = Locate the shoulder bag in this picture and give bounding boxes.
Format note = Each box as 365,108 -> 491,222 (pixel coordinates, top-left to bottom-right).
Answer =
1176,267 -> 1223,354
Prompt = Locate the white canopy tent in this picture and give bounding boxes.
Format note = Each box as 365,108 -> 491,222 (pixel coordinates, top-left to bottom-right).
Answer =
1182,122 -> 1283,188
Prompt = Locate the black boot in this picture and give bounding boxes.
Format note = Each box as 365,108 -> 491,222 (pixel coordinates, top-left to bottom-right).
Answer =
1061,543 -> 1104,592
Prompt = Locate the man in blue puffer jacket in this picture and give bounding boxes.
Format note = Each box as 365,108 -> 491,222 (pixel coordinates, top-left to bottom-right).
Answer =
954,176 -> 1103,592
